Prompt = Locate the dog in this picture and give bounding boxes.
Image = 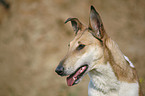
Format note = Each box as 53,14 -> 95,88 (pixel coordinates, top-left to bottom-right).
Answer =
55,5 -> 143,96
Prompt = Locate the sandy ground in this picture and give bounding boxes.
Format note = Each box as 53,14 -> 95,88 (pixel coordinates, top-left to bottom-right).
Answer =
0,0 -> 145,96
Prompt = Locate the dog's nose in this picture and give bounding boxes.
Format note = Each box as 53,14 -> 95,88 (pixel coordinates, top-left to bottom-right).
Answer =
55,65 -> 64,76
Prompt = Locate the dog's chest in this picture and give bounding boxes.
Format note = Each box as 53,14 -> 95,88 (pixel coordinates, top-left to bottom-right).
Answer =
88,62 -> 139,96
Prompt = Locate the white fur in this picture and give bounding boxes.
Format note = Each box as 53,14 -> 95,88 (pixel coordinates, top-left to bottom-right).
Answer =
124,55 -> 135,68
119,82 -> 139,96
88,62 -> 139,96
88,62 -> 120,96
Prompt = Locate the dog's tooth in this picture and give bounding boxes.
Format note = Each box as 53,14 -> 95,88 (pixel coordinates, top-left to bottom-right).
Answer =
82,67 -> 85,70
73,77 -> 75,80
80,67 -> 86,73
73,77 -> 76,80
80,69 -> 83,73
79,66 -> 86,73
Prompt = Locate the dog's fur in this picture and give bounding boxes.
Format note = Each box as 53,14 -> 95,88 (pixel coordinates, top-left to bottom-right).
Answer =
55,6 -> 143,96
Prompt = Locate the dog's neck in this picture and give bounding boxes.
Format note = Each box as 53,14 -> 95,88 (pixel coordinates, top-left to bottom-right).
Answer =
87,37 -> 139,96
88,62 -> 120,96
105,37 -> 138,82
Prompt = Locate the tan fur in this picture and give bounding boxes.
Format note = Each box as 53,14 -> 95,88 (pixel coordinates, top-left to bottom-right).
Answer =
61,29 -> 143,95
56,6 -> 143,96
105,37 -> 138,83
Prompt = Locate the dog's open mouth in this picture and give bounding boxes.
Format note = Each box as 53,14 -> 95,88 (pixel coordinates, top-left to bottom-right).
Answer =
66,65 -> 88,86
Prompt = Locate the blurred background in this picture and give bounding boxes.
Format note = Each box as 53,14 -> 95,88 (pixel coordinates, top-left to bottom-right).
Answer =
0,0 -> 145,96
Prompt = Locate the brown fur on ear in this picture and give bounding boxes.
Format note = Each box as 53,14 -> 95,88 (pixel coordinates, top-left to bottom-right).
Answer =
89,6 -> 105,39
65,18 -> 84,34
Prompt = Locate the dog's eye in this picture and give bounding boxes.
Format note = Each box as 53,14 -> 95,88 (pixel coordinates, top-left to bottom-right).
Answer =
76,44 -> 85,50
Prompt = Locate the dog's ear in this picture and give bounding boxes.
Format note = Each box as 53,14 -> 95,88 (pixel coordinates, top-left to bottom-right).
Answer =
89,6 -> 105,39
65,18 -> 83,35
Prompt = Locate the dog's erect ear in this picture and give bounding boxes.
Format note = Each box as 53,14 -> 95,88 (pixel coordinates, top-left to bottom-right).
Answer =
65,18 -> 83,34
89,6 -> 105,39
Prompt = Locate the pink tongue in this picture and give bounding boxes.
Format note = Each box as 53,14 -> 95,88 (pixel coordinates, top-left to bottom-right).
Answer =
67,66 -> 86,86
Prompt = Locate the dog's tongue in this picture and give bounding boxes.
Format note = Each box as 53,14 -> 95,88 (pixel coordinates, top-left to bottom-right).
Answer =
66,66 -> 87,86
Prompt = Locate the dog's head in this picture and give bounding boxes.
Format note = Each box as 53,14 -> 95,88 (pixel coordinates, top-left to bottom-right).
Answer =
55,6 -> 107,86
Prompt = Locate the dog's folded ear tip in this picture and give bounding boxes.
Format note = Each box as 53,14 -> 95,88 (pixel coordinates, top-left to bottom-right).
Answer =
64,18 -> 70,24
64,18 -> 81,25
64,18 -> 74,24
64,21 -> 67,24
64,18 -> 83,34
